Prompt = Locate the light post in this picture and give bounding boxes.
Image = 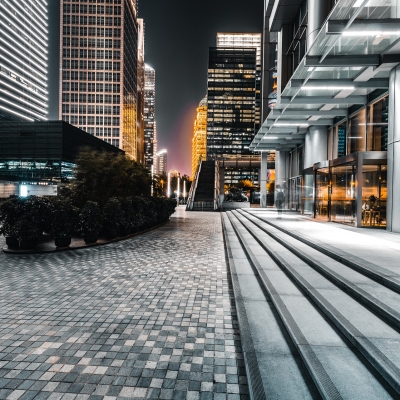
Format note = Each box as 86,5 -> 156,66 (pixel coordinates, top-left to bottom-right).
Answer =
151,165 -> 154,196
177,175 -> 180,205
183,180 -> 186,204
167,172 -> 171,197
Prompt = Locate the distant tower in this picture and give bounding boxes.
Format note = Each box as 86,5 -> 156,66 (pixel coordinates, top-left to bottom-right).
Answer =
0,1 -> 48,121
136,18 -> 145,164
144,64 -> 156,170
59,0 -> 139,159
153,122 -> 158,171
156,149 -> 167,174
191,96 -> 207,178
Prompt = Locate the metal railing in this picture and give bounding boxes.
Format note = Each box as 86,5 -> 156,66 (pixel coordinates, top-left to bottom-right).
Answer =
186,156 -> 202,211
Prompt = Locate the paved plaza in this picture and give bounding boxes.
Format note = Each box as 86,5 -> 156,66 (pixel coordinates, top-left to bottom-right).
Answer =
0,207 -> 248,400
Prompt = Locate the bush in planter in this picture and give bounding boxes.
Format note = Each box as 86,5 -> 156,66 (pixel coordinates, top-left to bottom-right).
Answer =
102,197 -> 123,239
0,196 -> 23,247
49,199 -> 78,247
79,201 -> 102,244
14,218 -> 41,250
119,197 -> 134,235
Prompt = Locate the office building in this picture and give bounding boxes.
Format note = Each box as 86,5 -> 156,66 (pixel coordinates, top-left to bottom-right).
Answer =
144,64 -> 155,170
156,149 -> 167,175
207,33 -> 262,188
192,96 -> 207,178
0,0 -> 48,122
59,0 -> 139,159
252,0 -> 400,231
136,18 -> 145,164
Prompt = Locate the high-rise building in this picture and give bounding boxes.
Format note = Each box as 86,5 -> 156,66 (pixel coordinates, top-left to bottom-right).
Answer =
136,18 -> 145,164
207,33 -> 262,187
156,149 -> 167,175
191,96 -> 207,178
153,122 -> 158,168
59,0 -> 139,159
144,64 -> 155,170
0,0 -> 48,122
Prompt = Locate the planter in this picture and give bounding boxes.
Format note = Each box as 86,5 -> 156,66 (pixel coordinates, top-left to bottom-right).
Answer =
105,231 -> 118,240
131,227 -> 139,234
19,238 -> 38,250
119,227 -> 131,237
5,236 -> 19,249
84,234 -> 98,244
55,237 -> 72,248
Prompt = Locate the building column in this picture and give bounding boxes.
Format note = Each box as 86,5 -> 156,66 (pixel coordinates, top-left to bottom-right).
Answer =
304,126 -> 328,169
387,65 -> 400,232
260,152 -> 268,207
307,0 -> 331,49
275,151 -> 289,206
219,167 -> 225,206
277,25 -> 291,97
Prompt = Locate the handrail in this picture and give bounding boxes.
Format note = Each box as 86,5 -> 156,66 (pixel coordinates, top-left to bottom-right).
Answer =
186,156 -> 202,211
213,160 -> 219,211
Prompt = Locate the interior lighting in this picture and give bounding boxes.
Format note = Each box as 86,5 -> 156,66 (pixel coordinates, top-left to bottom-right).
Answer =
342,31 -> 400,36
263,137 -> 279,140
302,86 -> 355,90
20,185 -> 28,197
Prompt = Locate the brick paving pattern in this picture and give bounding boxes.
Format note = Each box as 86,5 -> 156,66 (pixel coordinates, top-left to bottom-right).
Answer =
0,208 -> 248,400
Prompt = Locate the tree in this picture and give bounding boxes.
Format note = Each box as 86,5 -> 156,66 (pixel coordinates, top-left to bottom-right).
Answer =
63,149 -> 151,207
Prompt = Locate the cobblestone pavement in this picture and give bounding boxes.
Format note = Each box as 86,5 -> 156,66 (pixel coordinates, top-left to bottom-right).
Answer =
0,207 -> 248,400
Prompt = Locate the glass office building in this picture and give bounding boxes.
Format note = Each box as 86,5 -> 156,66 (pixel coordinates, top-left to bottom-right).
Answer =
144,64 -> 155,170
192,96 -> 207,179
0,0 -> 48,122
59,0 -> 139,160
251,0 -> 400,231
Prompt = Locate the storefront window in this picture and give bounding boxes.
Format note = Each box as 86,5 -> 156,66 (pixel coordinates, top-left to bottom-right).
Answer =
302,171 -> 314,215
336,122 -> 346,158
348,110 -> 366,154
367,96 -> 389,151
362,164 -> 387,227
331,163 -> 356,225
315,168 -> 329,220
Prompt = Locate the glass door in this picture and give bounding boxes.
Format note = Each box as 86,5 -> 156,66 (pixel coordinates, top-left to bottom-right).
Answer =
315,168 -> 330,220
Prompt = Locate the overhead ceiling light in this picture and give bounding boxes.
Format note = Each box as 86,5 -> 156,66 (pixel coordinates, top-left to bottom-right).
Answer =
342,31 -> 400,36
263,136 -> 279,139
274,123 -> 309,127
302,86 -> 355,90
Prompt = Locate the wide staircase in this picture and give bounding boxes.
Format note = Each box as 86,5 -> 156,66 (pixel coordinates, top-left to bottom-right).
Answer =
223,208 -> 400,399
187,160 -> 217,211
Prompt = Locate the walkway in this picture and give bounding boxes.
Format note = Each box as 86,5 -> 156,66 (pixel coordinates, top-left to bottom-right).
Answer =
0,207 -> 248,400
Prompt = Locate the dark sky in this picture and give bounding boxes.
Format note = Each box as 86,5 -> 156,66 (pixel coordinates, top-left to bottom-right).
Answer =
48,0 -> 264,176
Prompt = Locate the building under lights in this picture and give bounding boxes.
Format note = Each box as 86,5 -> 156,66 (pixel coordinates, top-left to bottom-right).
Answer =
251,0 -> 400,232
144,64 -> 156,170
59,0 -> 139,160
0,0 -> 48,122
191,96 -> 207,179
207,33 -> 262,189
155,149 -> 167,175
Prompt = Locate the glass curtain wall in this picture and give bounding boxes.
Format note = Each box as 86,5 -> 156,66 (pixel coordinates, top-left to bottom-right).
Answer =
348,109 -> 366,154
302,170 -> 314,216
315,168 -> 329,220
367,96 -> 389,151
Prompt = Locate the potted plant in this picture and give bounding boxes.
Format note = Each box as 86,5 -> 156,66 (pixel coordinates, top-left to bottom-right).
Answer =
49,199 -> 78,248
14,218 -> 41,250
0,197 -> 22,249
79,201 -> 102,244
102,198 -> 123,240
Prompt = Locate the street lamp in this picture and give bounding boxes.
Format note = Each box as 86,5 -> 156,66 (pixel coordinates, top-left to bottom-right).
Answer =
183,180 -> 186,204
167,172 -> 171,197
177,175 -> 180,205
151,165 -> 154,196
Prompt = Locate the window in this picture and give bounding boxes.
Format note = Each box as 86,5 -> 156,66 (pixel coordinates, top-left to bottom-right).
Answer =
348,109 -> 366,154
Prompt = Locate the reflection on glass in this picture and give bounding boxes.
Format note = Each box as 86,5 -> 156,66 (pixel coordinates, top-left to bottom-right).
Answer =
348,109 -> 366,154
336,123 -> 346,158
302,173 -> 314,216
367,96 -> 388,151
331,163 -> 356,225
316,168 -> 329,220
362,164 -> 387,227
289,177 -> 301,211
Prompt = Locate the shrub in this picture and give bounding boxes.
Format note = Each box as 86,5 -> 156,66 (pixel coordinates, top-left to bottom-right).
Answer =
102,197 -> 124,233
14,218 -> 41,241
49,198 -> 79,238
79,201 -> 102,236
0,196 -> 23,236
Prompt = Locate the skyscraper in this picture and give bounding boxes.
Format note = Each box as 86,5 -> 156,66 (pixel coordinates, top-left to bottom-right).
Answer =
136,18 -> 145,164
144,64 -> 155,170
207,33 -> 261,187
0,0 -> 48,121
156,149 -> 167,175
191,96 -> 207,178
59,0 -> 139,159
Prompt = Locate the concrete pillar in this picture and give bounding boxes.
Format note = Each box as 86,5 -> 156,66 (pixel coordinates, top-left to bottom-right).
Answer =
304,126 -> 328,169
387,65 -> 400,232
275,151 -> 289,207
277,25 -> 291,97
307,0 -> 331,49
219,167 -> 225,206
260,152 -> 268,208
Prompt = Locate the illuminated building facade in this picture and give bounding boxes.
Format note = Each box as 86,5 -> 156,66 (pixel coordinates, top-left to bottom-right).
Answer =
144,64 -> 155,170
191,96 -> 207,178
156,149 -> 167,175
59,0 -> 139,159
136,18 -> 145,164
207,33 -> 262,188
0,0 -> 48,122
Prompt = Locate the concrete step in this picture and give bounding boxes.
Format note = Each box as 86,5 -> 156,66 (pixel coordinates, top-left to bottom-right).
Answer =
228,210 -> 400,397
223,211 -> 396,399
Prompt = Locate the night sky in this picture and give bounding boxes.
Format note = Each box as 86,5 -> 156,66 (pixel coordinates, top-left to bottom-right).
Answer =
48,0 -> 264,176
